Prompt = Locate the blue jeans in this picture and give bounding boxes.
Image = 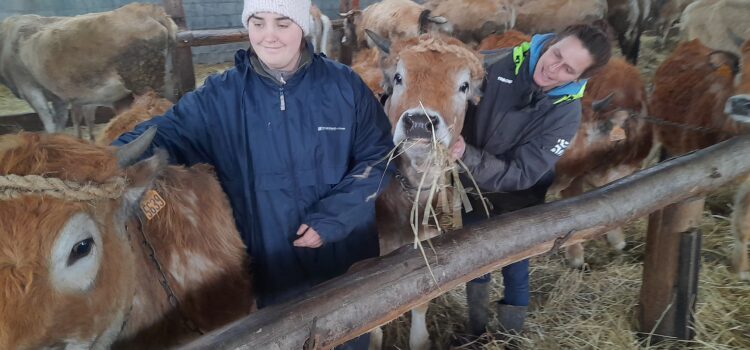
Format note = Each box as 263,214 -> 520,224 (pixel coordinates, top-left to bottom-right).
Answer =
335,334 -> 370,350
470,261 -> 530,306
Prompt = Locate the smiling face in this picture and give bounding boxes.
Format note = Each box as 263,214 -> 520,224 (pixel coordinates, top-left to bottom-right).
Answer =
533,35 -> 594,90
247,12 -> 304,71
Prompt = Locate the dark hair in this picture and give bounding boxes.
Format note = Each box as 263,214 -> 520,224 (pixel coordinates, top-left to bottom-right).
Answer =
553,23 -> 612,78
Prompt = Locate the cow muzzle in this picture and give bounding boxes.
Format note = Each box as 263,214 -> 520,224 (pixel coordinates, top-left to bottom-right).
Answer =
726,94 -> 750,124
393,107 -> 451,146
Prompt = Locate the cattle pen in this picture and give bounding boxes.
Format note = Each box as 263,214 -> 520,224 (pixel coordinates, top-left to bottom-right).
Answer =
167,135 -> 750,348
1,1 -> 748,349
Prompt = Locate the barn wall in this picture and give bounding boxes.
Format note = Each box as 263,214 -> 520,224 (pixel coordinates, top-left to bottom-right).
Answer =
0,0 -> 380,64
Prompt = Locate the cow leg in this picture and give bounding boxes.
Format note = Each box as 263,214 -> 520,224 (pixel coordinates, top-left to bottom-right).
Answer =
562,177 -> 586,268
70,105 -> 83,139
368,326 -> 383,350
605,227 -> 627,251
82,105 -> 98,141
409,302 -> 430,350
21,86 -> 58,132
51,98 -> 69,132
732,182 -> 750,280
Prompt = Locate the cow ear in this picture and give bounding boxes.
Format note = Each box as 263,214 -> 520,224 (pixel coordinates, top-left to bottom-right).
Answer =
708,50 -> 740,76
120,149 -> 167,218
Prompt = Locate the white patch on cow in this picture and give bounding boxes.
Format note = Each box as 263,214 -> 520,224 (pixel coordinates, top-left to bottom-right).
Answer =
169,251 -> 220,287
409,304 -> 430,350
49,213 -> 103,294
179,191 -> 199,228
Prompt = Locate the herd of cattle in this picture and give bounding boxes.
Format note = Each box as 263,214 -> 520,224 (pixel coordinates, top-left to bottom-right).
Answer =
0,0 -> 749,348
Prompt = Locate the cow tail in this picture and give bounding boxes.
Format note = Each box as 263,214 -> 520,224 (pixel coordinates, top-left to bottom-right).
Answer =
320,14 -> 332,56
158,9 -> 178,102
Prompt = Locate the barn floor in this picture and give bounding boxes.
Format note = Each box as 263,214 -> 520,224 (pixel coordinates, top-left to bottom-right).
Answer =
382,185 -> 750,349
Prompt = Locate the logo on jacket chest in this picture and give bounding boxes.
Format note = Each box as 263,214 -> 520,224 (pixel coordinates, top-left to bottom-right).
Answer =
317,126 -> 346,131
497,76 -> 514,84
550,139 -> 570,156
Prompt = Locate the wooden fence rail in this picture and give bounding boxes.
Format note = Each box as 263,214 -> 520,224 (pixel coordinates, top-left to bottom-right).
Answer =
180,135 -> 750,349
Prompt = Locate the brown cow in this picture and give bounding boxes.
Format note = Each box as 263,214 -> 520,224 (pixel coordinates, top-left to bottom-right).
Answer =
513,0 -> 607,33
351,47 -> 385,96
95,91 -> 173,146
680,0 -> 750,56
553,58 -> 652,267
478,31 -> 653,267
651,38 -> 750,278
0,3 -> 176,134
367,32 -> 484,350
423,0 -> 516,44
341,0 -> 452,50
0,129 -> 253,349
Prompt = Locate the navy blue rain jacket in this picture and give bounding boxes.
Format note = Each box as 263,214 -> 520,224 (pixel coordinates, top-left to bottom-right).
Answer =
113,45 -> 394,307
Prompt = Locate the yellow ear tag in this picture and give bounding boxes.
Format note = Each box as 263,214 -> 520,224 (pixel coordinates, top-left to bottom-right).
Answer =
609,126 -> 627,142
140,190 -> 166,220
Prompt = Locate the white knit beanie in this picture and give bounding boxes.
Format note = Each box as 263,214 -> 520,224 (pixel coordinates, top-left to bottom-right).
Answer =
242,0 -> 312,35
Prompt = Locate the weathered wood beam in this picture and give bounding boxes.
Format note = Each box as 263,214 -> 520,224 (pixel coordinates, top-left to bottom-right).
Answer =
175,20 -> 346,48
181,135 -> 750,350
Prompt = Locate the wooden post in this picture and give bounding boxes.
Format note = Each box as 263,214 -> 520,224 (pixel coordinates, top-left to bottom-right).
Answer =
639,197 -> 704,342
338,0 -> 358,66
163,0 -> 196,99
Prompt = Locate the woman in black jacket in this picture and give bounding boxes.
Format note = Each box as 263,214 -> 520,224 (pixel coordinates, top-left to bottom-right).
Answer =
450,24 -> 612,340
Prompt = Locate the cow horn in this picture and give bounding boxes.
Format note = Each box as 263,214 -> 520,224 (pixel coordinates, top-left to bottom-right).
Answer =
365,29 -> 391,55
591,92 -> 615,112
115,126 -> 157,168
429,15 -> 448,24
480,49 -> 506,70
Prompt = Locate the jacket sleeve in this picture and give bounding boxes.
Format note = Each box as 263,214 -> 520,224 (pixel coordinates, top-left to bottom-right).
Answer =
461,101 -> 581,192
304,75 -> 395,243
111,74 -> 226,166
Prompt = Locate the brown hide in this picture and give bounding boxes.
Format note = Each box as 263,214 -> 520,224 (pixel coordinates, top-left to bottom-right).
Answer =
554,58 -> 652,190
681,0 -> 750,56
650,39 -> 750,156
375,34 -> 483,253
357,0 -> 452,49
424,0 -> 516,44
477,30 -> 530,50
0,133 -> 252,349
95,91 -> 173,146
514,0 -> 607,33
351,48 -> 385,96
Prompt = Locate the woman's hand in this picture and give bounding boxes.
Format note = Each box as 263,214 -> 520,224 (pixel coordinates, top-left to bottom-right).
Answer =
450,135 -> 466,161
293,224 -> 323,248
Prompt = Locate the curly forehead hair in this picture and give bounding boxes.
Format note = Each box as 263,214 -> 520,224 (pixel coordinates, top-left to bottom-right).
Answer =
388,34 -> 485,80
552,23 -> 612,78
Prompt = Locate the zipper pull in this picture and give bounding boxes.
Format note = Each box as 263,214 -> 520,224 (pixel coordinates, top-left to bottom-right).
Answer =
279,89 -> 286,111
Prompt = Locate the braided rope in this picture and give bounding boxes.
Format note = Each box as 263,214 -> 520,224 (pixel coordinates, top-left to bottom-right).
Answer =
0,174 -> 127,201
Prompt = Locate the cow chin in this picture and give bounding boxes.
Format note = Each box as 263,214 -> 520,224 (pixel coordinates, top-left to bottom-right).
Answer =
726,94 -> 750,125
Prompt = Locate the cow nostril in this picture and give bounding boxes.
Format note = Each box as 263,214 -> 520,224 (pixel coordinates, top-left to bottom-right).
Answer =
403,115 -> 414,129
428,115 -> 439,126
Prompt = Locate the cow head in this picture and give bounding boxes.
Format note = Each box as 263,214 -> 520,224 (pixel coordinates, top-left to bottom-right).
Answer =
0,129 -> 164,349
368,31 -> 483,171
727,39 -> 750,124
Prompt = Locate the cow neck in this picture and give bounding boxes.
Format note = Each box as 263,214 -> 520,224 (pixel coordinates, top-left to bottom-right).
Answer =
128,215 -> 206,336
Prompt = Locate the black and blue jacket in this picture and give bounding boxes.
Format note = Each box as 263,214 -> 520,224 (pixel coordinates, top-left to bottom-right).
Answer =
462,34 -> 584,210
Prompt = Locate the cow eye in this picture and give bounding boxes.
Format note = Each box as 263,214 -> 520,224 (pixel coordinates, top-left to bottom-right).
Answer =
459,82 -> 470,93
67,238 -> 94,266
394,73 -> 403,85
